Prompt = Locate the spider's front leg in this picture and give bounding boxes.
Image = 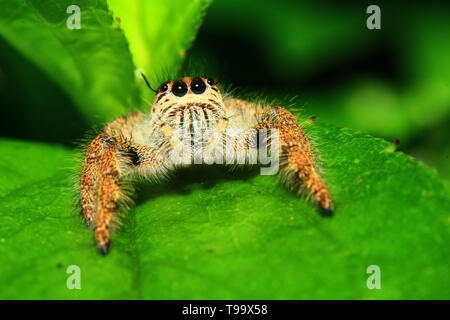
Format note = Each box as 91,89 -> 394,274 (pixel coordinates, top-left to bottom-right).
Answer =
256,106 -> 334,215
81,113 -> 163,253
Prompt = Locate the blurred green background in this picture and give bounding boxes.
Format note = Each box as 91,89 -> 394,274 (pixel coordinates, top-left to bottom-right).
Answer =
187,0 -> 450,180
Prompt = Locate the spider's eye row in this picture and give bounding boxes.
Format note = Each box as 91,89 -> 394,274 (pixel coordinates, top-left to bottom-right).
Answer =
191,79 -> 206,94
158,83 -> 169,92
207,78 -> 215,86
172,81 -> 188,97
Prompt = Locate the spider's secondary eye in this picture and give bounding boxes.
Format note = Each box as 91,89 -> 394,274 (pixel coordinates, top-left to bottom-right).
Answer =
172,81 -> 188,97
158,83 -> 169,92
191,79 -> 206,94
207,78 -> 215,86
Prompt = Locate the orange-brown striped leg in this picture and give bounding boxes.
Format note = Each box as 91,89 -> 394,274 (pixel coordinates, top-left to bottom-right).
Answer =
280,125 -> 333,214
258,106 -> 316,165
81,113 -> 144,228
81,134 -> 104,228
95,145 -> 122,254
94,140 -> 163,254
257,107 -> 333,215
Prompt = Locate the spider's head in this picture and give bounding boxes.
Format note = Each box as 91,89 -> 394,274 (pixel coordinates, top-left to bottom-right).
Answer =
149,77 -> 224,114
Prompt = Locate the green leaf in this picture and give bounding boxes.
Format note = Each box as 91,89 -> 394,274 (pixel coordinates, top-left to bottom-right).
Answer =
0,0 -> 212,142
0,123 -> 448,299
107,0 -> 212,100
0,0 -> 139,125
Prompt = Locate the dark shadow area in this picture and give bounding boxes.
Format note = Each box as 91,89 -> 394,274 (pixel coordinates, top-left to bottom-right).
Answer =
401,117 -> 450,180
134,164 -> 261,206
0,38 -> 88,146
186,0 -> 419,97
190,28 -> 404,95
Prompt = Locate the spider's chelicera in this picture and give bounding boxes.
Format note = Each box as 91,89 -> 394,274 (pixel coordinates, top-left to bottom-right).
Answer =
80,76 -> 334,254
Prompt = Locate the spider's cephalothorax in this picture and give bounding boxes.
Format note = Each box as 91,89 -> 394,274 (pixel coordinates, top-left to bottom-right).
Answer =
132,77 -> 229,167
151,77 -> 226,131
80,76 -> 334,254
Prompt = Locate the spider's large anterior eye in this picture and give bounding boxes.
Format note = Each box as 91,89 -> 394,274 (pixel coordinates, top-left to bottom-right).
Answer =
207,78 -> 215,86
158,83 -> 169,92
172,81 -> 188,97
191,79 -> 206,94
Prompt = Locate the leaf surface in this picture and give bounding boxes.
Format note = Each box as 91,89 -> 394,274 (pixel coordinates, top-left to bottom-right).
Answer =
0,126 -> 448,299
0,0 -> 139,125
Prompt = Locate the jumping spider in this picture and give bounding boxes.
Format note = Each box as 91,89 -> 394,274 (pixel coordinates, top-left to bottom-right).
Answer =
80,76 -> 334,254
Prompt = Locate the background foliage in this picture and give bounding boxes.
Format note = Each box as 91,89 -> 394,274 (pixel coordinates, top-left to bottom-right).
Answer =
0,0 -> 448,299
